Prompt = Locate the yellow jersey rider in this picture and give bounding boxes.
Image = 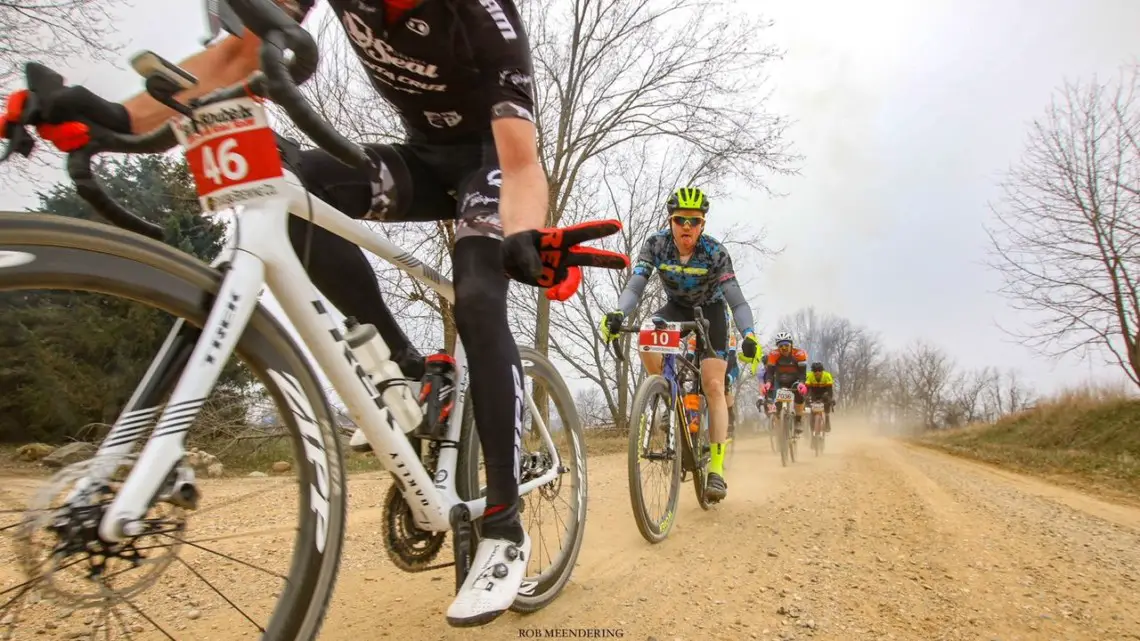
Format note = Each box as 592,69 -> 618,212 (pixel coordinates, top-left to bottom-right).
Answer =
805,362 -> 835,432
601,187 -> 761,503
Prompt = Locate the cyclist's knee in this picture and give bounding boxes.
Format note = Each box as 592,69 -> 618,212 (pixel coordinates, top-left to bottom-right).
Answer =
703,376 -> 726,398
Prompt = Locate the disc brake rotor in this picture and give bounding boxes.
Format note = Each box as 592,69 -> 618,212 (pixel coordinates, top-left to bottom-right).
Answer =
15,454 -> 186,609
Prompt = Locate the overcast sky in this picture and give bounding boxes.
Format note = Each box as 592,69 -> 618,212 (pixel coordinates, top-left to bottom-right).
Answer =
2,0 -> 1138,397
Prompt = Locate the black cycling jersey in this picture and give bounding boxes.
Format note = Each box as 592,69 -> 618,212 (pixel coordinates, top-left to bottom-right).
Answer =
287,0 -> 536,141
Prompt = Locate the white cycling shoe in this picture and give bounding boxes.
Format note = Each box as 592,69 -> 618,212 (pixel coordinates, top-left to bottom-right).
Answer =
445,531 -> 531,627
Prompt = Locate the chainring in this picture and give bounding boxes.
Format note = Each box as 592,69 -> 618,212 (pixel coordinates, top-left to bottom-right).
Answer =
381,440 -> 446,572
381,483 -> 446,572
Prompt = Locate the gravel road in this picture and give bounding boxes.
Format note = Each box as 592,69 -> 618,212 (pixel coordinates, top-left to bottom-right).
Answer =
4,427 -> 1140,641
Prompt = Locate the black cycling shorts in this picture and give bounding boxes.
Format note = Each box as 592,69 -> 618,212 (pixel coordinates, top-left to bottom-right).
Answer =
652,299 -> 729,359
296,134 -> 505,240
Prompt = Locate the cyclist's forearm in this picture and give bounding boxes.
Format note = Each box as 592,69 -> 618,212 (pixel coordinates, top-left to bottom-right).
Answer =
617,273 -> 649,316
721,279 -> 754,333
121,35 -> 260,133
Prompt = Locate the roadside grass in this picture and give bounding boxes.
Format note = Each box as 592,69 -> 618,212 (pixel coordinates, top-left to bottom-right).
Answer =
911,384 -> 1140,501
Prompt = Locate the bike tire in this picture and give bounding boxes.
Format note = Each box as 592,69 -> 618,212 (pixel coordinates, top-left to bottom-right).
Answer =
777,411 -> 789,467
0,213 -> 347,641
624,375 -> 682,544
789,413 -> 798,463
691,404 -> 712,511
456,346 -> 587,614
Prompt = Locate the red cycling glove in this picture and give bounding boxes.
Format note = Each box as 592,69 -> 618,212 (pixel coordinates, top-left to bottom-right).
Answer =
501,219 -> 630,301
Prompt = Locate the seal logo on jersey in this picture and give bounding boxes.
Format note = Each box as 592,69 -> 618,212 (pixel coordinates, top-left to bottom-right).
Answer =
424,111 -> 462,128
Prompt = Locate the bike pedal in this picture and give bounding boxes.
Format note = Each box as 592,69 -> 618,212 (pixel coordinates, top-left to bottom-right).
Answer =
448,504 -> 474,594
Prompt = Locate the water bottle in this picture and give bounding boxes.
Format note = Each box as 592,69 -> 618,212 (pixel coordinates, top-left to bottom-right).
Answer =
342,317 -> 423,434
413,351 -> 457,441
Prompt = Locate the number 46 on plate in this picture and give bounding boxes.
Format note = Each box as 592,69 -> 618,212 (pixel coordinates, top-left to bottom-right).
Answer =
173,96 -> 287,212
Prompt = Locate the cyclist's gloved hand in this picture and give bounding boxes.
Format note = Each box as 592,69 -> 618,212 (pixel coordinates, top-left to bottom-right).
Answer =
796,382 -> 808,396
501,219 -> 630,302
600,311 -> 624,342
761,381 -> 772,394
737,330 -> 761,372
2,72 -> 130,154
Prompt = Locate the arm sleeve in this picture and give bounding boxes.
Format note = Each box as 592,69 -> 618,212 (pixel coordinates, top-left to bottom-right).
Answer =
466,0 -> 537,123
617,273 -> 649,316
720,278 -> 755,336
617,240 -> 656,315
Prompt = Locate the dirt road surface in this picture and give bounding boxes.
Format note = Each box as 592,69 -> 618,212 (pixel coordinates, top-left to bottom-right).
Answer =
5,426 -> 1140,641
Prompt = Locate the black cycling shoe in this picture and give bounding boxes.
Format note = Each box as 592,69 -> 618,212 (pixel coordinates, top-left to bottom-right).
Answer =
705,472 -> 727,502
394,346 -> 426,380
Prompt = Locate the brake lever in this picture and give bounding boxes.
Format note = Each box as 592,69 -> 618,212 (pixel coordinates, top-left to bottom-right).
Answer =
0,125 -> 36,162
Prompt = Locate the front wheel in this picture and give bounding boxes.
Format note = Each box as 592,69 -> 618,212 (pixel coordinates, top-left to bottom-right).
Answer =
776,411 -> 789,467
457,346 -> 587,613
0,213 -> 348,641
626,375 -> 682,543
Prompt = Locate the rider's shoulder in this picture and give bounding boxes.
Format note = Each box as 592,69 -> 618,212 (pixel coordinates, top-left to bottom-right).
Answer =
793,348 -> 808,361
698,234 -> 726,253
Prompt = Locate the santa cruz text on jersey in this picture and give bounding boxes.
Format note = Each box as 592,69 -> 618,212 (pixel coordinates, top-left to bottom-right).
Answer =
291,0 -> 536,140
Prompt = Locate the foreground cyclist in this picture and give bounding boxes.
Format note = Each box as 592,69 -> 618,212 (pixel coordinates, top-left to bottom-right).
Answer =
805,361 -> 836,432
5,0 -> 627,627
600,187 -> 761,502
761,332 -> 809,434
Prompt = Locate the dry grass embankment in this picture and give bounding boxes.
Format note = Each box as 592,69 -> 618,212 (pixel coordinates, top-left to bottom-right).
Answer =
912,385 -> 1140,501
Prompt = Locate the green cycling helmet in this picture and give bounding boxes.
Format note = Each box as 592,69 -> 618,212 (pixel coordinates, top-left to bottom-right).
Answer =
666,187 -> 710,214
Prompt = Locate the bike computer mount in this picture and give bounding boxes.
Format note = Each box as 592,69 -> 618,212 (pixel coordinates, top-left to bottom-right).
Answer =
129,50 -> 200,117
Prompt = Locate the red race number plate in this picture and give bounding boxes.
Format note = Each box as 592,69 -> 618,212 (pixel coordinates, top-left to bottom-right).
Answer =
638,326 -> 682,353
173,96 -> 286,212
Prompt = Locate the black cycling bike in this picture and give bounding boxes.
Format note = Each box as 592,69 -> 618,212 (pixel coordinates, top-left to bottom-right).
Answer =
611,308 -> 718,544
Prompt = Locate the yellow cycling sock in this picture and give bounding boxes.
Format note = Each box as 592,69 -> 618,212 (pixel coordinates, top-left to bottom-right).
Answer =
709,442 -> 725,476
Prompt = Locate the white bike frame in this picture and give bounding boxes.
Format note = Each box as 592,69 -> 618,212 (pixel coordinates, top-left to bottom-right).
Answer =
89,154 -> 563,544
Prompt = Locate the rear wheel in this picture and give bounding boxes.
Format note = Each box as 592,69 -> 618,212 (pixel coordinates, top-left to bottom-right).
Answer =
625,375 -> 682,543
457,347 -> 587,613
0,213 -> 347,640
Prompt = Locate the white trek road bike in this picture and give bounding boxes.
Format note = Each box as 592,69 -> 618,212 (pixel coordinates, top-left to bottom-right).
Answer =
0,2 -> 585,639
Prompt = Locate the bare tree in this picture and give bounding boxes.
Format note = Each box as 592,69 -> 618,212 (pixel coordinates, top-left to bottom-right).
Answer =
518,0 -> 798,362
574,387 -> 609,428
774,307 -> 884,410
0,1 -> 127,184
900,340 -> 955,429
947,367 -> 997,426
987,64 -> 1140,389
0,1 -> 123,88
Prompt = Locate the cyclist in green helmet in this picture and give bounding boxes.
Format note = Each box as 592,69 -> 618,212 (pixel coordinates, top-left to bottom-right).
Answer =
600,187 -> 762,503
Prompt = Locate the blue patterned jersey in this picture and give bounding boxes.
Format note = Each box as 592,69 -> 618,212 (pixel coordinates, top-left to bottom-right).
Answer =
632,231 -> 737,307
